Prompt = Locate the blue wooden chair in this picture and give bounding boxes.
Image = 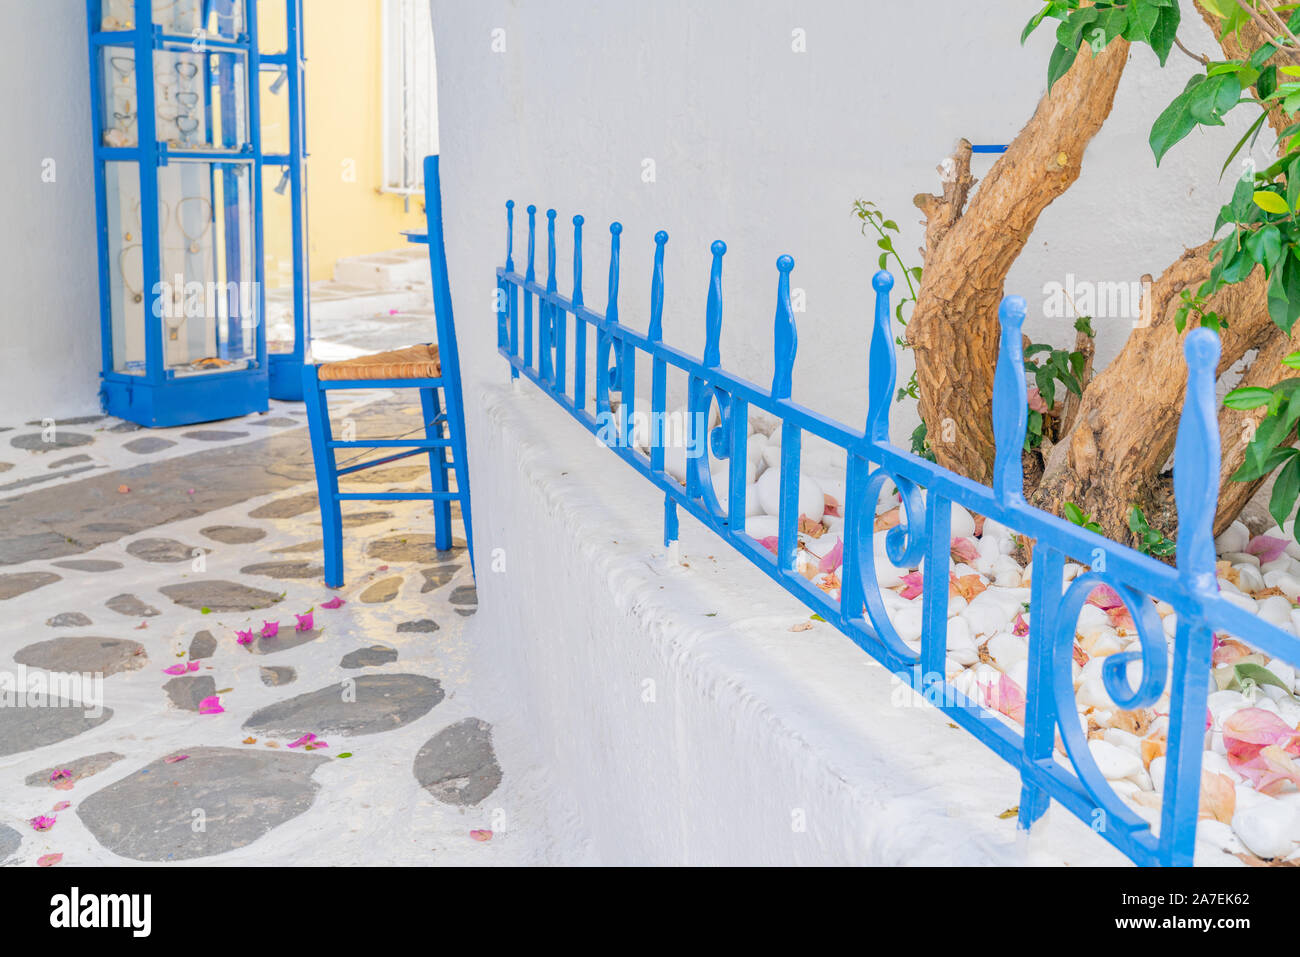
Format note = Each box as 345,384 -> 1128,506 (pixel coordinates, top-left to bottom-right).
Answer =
301,154 -> 473,586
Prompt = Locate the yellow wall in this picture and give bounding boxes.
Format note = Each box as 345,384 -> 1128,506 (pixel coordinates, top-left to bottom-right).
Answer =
261,0 -> 426,286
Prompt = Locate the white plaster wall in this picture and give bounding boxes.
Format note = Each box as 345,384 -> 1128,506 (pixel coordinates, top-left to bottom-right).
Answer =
431,0 -> 1252,441
0,0 -> 102,419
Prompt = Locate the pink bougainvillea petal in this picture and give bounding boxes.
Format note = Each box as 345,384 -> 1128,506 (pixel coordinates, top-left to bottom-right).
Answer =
759,536 -> 779,555
51,801 -> 71,812
162,663 -> 189,675
37,853 -> 62,867
984,674 -> 1026,726
1086,584 -> 1123,611
294,610 -> 314,632
1026,387 -> 1049,414
260,620 -> 279,639
1199,771 -> 1237,823
164,754 -> 189,764
1246,535 -> 1289,564
1013,613 -> 1029,637
49,769 -> 72,784
950,537 -> 979,564
1223,708 -> 1300,766
818,538 -> 844,575
287,733 -> 316,749
187,661 -> 200,672
469,829 -> 493,842
30,815 -> 56,832
321,596 -> 346,610
235,628 -> 255,646
899,571 -> 924,601
197,696 -> 224,715
1235,745 -> 1300,796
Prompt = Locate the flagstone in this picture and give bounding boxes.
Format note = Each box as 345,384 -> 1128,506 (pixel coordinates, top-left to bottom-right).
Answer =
419,565 -> 458,593
123,437 -> 176,454
163,675 -> 217,712
45,612 -> 92,627
360,576 -> 402,603
396,618 -> 440,633
248,492 -> 318,519
413,718 -> 502,806
14,636 -> 147,677
188,630 -> 217,660
0,571 -> 60,600
367,535 -> 465,564
52,559 -> 123,572
105,593 -> 160,617
76,747 -> 328,861
0,825 -> 20,861
10,432 -> 94,451
126,537 -> 202,563
243,674 -> 444,737
0,705 -> 114,758
200,525 -> 266,544
25,751 -> 125,788
240,561 -> 324,580
450,585 -> 478,617
340,645 -> 398,668
259,665 -> 296,687
158,580 -> 283,612
247,628 -> 323,656
182,430 -> 249,442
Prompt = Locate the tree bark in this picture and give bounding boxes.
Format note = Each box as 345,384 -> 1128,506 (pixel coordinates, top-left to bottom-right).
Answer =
907,38 -> 1130,486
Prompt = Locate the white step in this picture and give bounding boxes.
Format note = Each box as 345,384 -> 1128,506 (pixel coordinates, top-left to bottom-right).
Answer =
332,248 -> 431,288
307,281 -> 430,322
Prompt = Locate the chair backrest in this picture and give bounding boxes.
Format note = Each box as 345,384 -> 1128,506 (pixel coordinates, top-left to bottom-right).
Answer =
423,154 -> 468,439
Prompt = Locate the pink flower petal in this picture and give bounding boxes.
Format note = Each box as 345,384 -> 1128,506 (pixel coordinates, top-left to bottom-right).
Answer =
818,538 -> 844,574
294,611 -> 314,632
1013,613 -> 1029,637
236,628 -> 255,645
287,733 -> 316,749
37,853 -> 62,867
51,802 -> 70,812
1246,535 -> 1289,564
899,571 -> 924,601
164,754 -> 189,764
321,597 -> 346,610
260,620 -> 279,639
49,769 -> 72,784
1086,584 -> 1123,611
188,661 -> 200,672
469,829 -> 493,842
1026,387 -> 1049,414
1223,708 -> 1300,767
30,815 -> 56,832
1235,745 -> 1300,796
984,674 -> 1026,726
759,536 -> 779,555
197,696 -> 224,715
162,663 -> 189,675
950,536 -> 979,564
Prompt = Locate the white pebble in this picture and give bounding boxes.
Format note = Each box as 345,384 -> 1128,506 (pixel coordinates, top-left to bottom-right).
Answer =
1214,520 -> 1250,555
1233,801 -> 1300,860
1088,739 -> 1144,781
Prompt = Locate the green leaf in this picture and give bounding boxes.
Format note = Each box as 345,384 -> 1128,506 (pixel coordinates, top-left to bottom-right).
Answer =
1221,111 -> 1269,179
1233,444 -> 1298,484
1283,351 -> 1300,370
1268,254 -> 1300,332
1151,76 -> 1209,165
1270,455 -> 1300,530
1245,224 -> 1284,275
1254,190 -> 1292,215
1063,502 -> 1087,526
1148,1 -> 1181,65
1224,386 -> 1278,409
1233,663 -> 1296,700
1047,42 -> 1078,91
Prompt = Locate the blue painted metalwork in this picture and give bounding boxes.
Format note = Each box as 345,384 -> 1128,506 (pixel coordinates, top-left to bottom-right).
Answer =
261,0 -> 311,401
303,155 -> 474,586
86,0 -> 268,427
495,201 -> 1294,867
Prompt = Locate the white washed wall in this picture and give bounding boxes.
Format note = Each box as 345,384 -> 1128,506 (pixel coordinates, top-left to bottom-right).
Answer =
430,0 -> 1249,440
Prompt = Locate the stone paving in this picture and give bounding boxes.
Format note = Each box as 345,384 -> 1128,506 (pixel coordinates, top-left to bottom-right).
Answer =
0,399 -> 588,866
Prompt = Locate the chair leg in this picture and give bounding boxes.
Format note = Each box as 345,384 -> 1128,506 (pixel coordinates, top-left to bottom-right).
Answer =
421,386 -> 454,552
302,365 -> 345,587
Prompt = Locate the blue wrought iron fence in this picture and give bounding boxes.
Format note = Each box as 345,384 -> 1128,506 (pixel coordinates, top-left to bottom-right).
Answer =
494,201 -> 1300,867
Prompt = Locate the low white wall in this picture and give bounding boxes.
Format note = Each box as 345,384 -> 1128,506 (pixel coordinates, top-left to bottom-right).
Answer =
471,383 -> 1124,865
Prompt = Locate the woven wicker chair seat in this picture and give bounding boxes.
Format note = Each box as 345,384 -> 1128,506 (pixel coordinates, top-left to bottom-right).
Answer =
316,343 -> 441,381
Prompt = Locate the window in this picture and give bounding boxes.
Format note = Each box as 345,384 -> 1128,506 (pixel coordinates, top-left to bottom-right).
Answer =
381,0 -> 438,198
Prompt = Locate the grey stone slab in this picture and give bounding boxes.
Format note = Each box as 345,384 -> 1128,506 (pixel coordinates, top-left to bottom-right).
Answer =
14,636 -> 147,677
450,584 -> 478,617
106,593 -> 160,618
247,417 -> 299,427
240,561 -> 323,580
46,612 -> 92,628
419,565 -> 457,594
126,537 -> 202,563
25,416 -> 104,427
0,466 -> 98,491
343,465 -> 426,484
188,630 -> 217,660
10,432 -> 94,450
243,674 -> 443,738
339,645 -> 398,669
52,559 -> 123,573
259,666 -> 296,687
367,535 -> 466,564
248,493 -> 318,519
200,525 -> 266,544
25,751 -> 125,788
395,619 -> 440,634
335,511 -> 394,529
182,430 -> 249,442
360,576 -> 402,603
0,825 -> 19,862
0,571 -> 60,600
162,675 -> 216,712
108,421 -> 142,433
76,746 -> 327,862
159,581 -> 283,612
49,454 -> 93,469
0,705 -> 114,758
123,437 -> 176,454
248,627 -> 322,656
0,402 -> 409,566
0,462 -> 11,473
413,718 -> 502,806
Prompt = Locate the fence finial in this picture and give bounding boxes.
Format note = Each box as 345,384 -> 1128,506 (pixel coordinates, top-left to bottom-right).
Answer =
525,205 -> 537,283
608,222 -> 622,324
545,209 -> 557,294
865,270 -> 895,443
505,201 -> 515,273
650,230 -> 669,342
1175,328 -> 1222,592
992,295 -> 1029,502
771,255 -> 796,400
704,240 -> 726,368
572,215 -> 585,308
